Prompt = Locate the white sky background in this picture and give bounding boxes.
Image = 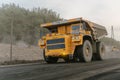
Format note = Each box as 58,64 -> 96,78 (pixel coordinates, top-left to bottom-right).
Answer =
0,0 -> 120,40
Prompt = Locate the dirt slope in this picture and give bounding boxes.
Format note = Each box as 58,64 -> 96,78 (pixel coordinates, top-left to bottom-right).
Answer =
0,43 -> 119,63
0,43 -> 43,63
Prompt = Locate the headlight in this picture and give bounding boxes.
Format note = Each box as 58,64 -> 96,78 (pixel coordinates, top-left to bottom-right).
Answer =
72,36 -> 80,41
39,39 -> 45,45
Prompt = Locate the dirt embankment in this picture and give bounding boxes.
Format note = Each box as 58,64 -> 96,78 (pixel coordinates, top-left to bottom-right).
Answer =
105,46 -> 120,59
0,43 -> 43,63
0,43 -> 120,63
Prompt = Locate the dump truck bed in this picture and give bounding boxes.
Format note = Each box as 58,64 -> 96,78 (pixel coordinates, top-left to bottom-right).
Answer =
41,18 -> 107,39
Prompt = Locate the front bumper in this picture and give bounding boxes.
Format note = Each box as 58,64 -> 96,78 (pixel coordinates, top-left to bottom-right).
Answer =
45,49 -> 72,57
45,35 -> 73,57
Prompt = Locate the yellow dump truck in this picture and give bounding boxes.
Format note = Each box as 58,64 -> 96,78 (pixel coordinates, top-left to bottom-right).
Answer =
38,18 -> 107,63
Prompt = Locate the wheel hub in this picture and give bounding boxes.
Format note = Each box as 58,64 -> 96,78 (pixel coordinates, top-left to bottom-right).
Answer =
85,47 -> 89,56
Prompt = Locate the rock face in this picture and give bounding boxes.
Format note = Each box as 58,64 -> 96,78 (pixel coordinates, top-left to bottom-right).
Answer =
0,43 -> 43,63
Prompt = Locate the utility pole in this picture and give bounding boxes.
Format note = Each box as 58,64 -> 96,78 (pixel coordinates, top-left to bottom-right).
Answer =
111,26 -> 114,40
10,13 -> 14,62
111,26 -> 115,50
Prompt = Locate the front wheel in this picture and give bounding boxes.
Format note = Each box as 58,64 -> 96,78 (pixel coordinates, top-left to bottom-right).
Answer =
77,40 -> 93,62
43,50 -> 58,63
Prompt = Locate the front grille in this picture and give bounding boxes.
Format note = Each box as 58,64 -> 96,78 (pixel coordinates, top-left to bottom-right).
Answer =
47,38 -> 65,50
47,44 -> 65,50
47,38 -> 64,44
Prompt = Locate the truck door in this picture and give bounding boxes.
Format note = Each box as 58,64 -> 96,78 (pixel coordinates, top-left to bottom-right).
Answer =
81,22 -> 91,35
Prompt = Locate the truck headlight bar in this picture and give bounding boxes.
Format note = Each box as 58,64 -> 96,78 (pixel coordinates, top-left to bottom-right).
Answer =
72,36 -> 80,41
39,39 -> 45,45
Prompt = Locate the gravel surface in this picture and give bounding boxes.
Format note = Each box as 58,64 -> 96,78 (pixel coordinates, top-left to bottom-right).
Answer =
0,59 -> 120,80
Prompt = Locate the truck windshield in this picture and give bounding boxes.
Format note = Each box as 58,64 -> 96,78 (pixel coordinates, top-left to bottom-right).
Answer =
72,25 -> 80,34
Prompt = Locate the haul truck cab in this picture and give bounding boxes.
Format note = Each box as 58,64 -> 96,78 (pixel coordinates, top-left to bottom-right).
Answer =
38,18 -> 107,63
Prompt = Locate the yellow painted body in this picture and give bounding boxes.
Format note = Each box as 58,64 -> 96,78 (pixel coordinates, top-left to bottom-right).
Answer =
45,35 -> 72,57
39,23 -> 91,58
38,17 -> 107,62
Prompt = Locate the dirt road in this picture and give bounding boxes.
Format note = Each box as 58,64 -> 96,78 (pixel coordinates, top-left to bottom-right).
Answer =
0,58 -> 120,80
0,45 -> 120,80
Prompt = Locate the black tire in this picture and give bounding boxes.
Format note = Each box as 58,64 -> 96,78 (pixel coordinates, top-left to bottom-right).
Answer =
64,58 -> 70,63
77,40 -> 93,62
43,49 -> 58,63
64,56 -> 74,63
95,42 -> 106,60
73,48 -> 81,62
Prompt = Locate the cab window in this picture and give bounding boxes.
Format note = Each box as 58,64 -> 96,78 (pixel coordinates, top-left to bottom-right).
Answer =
71,24 -> 80,34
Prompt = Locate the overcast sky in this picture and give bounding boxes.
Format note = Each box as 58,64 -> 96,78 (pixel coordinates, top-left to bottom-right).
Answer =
0,0 -> 120,40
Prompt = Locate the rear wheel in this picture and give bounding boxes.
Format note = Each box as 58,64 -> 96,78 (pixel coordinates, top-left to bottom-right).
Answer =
77,40 -> 93,62
95,42 -> 106,60
43,50 -> 58,63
